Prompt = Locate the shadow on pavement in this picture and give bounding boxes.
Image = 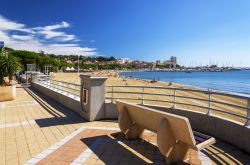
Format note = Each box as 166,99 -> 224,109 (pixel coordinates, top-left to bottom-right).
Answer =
24,86 -> 86,127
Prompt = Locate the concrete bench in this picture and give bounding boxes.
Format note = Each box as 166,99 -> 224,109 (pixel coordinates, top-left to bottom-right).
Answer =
115,100 -> 216,164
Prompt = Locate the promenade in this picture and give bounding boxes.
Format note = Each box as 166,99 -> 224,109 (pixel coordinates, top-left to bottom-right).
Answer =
0,85 -> 250,164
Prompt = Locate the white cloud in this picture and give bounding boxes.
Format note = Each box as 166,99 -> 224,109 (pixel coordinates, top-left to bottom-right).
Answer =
38,30 -> 76,41
0,15 -> 34,33
11,35 -> 34,41
33,21 -> 77,41
0,15 -> 96,55
34,21 -> 70,31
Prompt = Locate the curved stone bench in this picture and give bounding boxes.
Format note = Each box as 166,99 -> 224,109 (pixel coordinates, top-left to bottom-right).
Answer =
143,104 -> 250,154
115,100 -> 215,164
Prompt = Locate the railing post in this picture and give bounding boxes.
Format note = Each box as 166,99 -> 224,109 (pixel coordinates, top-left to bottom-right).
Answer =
74,85 -> 78,97
55,81 -> 57,89
246,98 -> 250,127
58,82 -> 62,92
73,84 -> 75,95
141,87 -> 144,105
66,83 -> 69,96
58,81 -> 60,91
173,89 -> 176,108
207,89 -> 211,115
111,86 -> 114,103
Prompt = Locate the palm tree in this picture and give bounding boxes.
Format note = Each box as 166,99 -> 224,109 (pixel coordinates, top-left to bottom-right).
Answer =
0,49 -> 22,85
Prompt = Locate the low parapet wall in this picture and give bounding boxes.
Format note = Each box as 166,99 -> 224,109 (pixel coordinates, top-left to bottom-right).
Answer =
102,101 -> 250,153
143,104 -> 250,154
32,82 -> 118,121
32,83 -> 87,119
104,101 -> 119,119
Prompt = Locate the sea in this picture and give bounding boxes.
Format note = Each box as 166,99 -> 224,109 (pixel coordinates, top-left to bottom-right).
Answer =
119,70 -> 250,95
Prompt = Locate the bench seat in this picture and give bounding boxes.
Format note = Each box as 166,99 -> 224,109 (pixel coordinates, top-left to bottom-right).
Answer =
115,100 -> 216,164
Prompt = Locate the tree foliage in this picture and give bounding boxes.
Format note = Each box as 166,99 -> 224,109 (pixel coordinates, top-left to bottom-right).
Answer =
11,50 -> 68,72
0,48 -> 22,85
4,47 -> 130,72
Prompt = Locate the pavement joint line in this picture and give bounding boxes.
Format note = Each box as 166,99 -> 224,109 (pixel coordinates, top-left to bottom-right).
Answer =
0,120 -> 36,129
83,126 -> 120,131
4,100 -> 36,105
71,136 -> 166,164
70,138 -> 104,165
22,123 -> 210,164
117,139 -> 154,164
3,103 -> 39,108
23,125 -> 119,165
0,100 -> 39,109
102,138 -> 205,164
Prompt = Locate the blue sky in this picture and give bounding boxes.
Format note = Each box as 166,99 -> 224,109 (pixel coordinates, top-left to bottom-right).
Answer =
0,0 -> 250,66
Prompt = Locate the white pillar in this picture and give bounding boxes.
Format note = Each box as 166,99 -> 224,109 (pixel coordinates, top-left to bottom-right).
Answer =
80,75 -> 108,121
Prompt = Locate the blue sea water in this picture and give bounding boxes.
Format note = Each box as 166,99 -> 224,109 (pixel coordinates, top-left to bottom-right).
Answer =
119,70 -> 250,94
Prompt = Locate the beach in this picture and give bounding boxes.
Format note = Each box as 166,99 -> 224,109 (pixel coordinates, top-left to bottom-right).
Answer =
52,71 -> 247,124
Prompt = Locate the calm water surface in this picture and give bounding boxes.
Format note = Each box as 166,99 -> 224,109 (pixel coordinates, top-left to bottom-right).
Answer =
119,70 -> 250,94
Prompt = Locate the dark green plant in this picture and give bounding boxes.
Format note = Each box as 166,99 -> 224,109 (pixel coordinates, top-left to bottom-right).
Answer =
0,48 -> 22,85
0,47 -> 5,85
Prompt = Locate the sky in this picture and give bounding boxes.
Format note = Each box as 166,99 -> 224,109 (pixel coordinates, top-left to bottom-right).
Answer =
0,0 -> 250,67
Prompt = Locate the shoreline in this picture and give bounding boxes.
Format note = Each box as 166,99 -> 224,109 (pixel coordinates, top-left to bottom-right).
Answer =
117,71 -> 212,90
117,68 -> 247,73
118,70 -> 250,96
52,70 -> 250,96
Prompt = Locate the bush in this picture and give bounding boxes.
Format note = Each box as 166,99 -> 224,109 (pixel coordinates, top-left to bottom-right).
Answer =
0,48 -> 22,85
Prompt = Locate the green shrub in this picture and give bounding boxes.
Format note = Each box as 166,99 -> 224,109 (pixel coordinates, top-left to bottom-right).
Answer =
0,48 -> 22,85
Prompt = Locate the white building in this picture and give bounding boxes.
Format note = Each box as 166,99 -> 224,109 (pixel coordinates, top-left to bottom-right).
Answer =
117,58 -> 131,64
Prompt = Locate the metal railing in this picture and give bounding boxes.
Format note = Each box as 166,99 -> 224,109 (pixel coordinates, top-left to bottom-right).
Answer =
34,77 -> 81,98
106,85 -> 250,126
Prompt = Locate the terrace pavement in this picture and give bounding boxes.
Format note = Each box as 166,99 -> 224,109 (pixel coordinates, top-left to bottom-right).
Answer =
0,85 -> 250,164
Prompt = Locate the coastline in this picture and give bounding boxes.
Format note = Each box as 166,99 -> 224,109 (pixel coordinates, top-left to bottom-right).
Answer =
117,70 -> 217,92
53,70 -> 250,96
118,70 -> 250,95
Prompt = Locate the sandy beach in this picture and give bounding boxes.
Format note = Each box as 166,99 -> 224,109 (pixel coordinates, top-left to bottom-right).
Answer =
52,71 -> 247,124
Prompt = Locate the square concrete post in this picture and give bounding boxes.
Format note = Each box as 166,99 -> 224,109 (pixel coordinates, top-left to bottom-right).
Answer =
80,75 -> 108,121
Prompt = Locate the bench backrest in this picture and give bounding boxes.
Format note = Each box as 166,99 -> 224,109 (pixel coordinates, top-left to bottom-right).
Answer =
116,100 -> 196,146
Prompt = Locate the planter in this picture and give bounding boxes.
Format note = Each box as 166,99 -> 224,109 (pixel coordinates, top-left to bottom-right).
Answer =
0,85 -> 16,101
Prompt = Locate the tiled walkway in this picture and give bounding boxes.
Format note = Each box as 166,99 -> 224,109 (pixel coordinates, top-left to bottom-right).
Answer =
0,86 -> 117,165
33,128 -> 165,165
0,86 -> 250,165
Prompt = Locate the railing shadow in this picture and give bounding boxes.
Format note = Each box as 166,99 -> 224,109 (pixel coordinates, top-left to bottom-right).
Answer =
24,86 -> 87,127
80,132 -> 167,165
81,131 -> 250,165
35,116 -> 84,127
201,141 -> 250,165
